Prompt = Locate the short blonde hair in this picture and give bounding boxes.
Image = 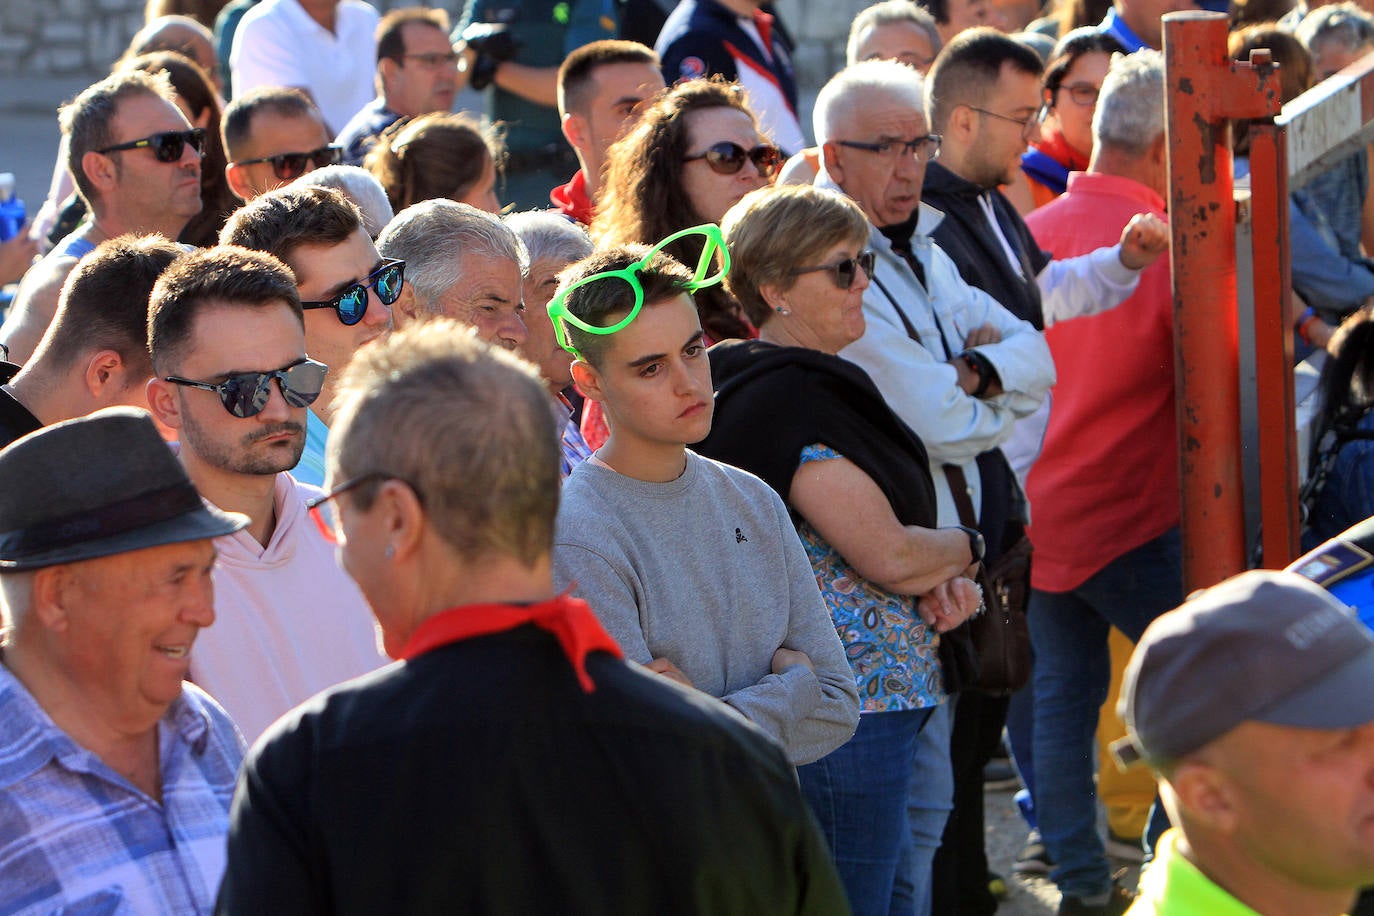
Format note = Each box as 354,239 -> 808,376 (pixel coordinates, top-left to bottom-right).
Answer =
328,320 -> 560,566
721,185 -> 871,327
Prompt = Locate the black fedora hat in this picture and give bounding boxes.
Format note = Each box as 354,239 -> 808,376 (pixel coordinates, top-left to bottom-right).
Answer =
0,407 -> 248,570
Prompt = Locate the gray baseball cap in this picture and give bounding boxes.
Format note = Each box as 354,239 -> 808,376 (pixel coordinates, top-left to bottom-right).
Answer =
1114,569 -> 1374,768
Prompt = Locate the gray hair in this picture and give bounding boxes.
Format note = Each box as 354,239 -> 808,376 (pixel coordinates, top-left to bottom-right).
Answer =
814,59 -> 926,145
1296,2 -> 1374,54
293,165 -> 395,238
847,0 -> 941,66
376,200 -> 529,311
502,210 -> 593,266
1093,50 -> 1165,156
329,320 -> 560,566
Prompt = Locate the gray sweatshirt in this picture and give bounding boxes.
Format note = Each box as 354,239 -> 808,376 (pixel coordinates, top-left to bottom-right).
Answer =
553,451 -> 860,765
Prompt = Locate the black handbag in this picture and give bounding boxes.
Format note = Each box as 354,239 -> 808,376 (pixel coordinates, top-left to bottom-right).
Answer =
943,463 -> 1033,696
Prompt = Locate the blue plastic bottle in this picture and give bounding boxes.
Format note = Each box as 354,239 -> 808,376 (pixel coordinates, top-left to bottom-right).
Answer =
0,173 -> 25,243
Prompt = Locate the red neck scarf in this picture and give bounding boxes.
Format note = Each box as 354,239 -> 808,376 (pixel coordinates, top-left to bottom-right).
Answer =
399,595 -> 623,692
1031,123 -> 1090,173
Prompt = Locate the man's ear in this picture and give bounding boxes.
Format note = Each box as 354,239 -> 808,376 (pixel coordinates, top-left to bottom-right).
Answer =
145,376 -> 184,432
30,565 -> 74,633
820,141 -> 845,184
374,477 -> 425,562
569,358 -> 606,404
225,163 -> 253,202
377,57 -> 400,90
83,349 -> 126,401
392,286 -> 421,325
81,151 -> 118,198
562,111 -> 589,153
946,104 -> 977,146
1168,759 -> 1240,836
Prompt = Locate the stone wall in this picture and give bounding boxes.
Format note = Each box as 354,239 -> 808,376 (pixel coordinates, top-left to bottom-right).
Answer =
0,0 -> 145,79
0,0 -> 864,95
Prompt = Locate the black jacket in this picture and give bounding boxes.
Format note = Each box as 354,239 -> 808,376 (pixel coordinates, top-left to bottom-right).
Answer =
922,161 -> 1051,330
217,624 -> 850,916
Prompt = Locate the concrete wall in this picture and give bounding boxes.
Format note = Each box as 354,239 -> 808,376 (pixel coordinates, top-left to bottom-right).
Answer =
0,0 -> 863,94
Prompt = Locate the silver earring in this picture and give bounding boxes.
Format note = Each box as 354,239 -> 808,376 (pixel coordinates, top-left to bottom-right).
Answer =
775,306 -> 791,316
385,544 -> 395,559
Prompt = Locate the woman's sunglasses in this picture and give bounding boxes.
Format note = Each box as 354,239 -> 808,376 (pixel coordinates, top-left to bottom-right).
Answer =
546,224 -> 730,359
164,358 -> 328,419
791,251 -> 876,290
683,141 -> 783,178
234,144 -> 344,181
301,260 -> 406,326
95,128 -> 205,163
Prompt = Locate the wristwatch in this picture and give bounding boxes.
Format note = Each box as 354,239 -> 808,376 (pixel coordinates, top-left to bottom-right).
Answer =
955,525 -> 986,565
960,349 -> 994,399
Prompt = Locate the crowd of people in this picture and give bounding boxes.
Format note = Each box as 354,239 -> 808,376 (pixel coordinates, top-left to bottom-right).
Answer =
3,0 -> 1374,914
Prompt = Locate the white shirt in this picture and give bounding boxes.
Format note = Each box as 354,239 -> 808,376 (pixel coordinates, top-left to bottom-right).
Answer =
230,0 -> 380,134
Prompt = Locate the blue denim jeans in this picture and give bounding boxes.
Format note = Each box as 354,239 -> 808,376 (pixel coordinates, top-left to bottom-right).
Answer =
1028,529 -> 1182,898
908,701 -> 954,916
799,706 -> 937,916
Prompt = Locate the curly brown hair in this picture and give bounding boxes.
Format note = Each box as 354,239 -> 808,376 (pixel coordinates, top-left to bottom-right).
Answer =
595,77 -> 762,342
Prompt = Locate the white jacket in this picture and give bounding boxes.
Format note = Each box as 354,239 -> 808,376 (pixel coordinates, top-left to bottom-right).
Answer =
836,197 -> 1056,526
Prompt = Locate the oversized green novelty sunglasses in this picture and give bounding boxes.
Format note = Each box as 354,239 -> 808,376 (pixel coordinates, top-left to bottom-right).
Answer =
545,224 -> 731,359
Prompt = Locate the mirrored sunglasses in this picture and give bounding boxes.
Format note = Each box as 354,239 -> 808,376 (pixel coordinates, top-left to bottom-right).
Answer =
235,144 -> 344,181
792,250 -> 876,290
301,260 -> 405,326
683,141 -> 783,177
165,358 -> 328,418
95,128 -> 205,163
546,224 -> 730,359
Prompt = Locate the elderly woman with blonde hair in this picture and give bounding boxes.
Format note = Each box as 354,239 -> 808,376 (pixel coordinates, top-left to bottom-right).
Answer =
699,183 -> 982,916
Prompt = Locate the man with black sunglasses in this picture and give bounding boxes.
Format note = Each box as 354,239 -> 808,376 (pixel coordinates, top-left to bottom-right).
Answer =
223,88 -> 337,202
146,245 -> 386,743
222,185 -> 401,487
0,70 -> 203,366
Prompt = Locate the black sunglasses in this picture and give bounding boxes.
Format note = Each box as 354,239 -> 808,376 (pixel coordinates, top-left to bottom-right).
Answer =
234,144 -> 343,180
95,128 -> 205,163
165,357 -> 328,418
792,250 -> 876,290
683,141 -> 782,177
301,260 -> 405,326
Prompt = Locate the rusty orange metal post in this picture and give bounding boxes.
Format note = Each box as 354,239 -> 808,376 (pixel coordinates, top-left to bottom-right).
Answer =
1248,112 -> 1299,567
1164,12 -> 1282,591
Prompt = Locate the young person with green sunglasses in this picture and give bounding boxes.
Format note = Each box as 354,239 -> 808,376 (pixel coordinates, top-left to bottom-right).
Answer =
549,226 -> 860,766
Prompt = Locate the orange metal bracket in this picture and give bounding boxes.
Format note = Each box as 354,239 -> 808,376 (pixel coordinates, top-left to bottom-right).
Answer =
1164,12 -> 1282,591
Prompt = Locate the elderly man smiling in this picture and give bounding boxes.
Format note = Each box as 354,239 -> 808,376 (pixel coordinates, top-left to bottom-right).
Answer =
0,408 -> 248,913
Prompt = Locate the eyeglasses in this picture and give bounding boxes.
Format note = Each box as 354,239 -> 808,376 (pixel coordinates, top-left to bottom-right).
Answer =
165,357 -> 328,418
683,141 -> 783,178
301,260 -> 406,326
306,471 -> 423,543
95,128 -> 205,163
233,144 -> 343,181
402,51 -> 461,68
1056,83 -> 1101,107
967,105 -> 1049,138
791,250 -> 876,290
546,224 -> 730,359
835,135 -> 942,162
